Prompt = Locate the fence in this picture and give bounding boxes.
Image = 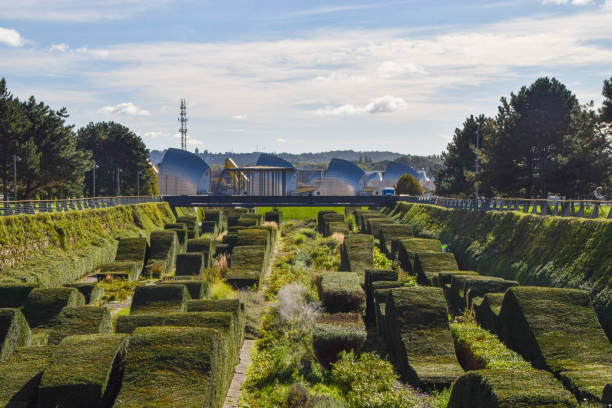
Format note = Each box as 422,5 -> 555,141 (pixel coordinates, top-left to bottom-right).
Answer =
0,196 -> 160,216
406,196 -> 612,219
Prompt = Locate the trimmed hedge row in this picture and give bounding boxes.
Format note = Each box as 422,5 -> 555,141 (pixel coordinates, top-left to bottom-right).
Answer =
372,281 -> 403,336
366,217 -> 393,238
186,299 -> 246,347
498,286 -> 612,404
317,272 -> 365,314
392,238 -> 442,274
176,215 -> 200,239
115,237 -> 148,273
0,307 -> 32,361
145,230 -> 178,277
187,236 -> 216,268
23,287 -> 85,329
227,245 -> 268,289
64,282 -> 104,304
47,306 -> 113,345
96,261 -> 141,281
164,227 -> 188,254
379,224 -> 413,257
363,269 -> 398,323
161,278 -> 209,300
130,284 -> 191,315
385,286 -> 463,389
38,333 -> 128,408
313,318 -> 367,368
445,275 -> 518,316
317,211 -> 345,236
413,252 -> 459,285
0,282 -> 38,308
340,233 -> 374,285
176,253 -> 205,276
474,292 -> 505,334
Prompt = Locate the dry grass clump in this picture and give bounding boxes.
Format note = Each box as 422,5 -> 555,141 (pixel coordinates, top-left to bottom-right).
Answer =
263,221 -> 279,230
330,232 -> 345,245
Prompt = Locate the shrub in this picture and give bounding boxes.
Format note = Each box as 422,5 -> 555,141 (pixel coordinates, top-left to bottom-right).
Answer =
22,288 -> 85,329
474,292 -> 505,334
317,272 -> 365,314
340,234 -> 374,285
186,298 -> 246,345
393,238 -> 442,274
160,278 -> 209,300
175,253 -> 205,276
413,252 -> 459,285
129,284 -> 190,315
114,237 -> 148,272
313,319 -> 367,368
277,283 -> 321,331
447,275 -> 518,316
0,282 -> 38,308
0,308 -> 31,361
38,333 -> 128,408
63,282 -> 103,304
373,245 -> 393,270
146,230 -> 177,276
186,237 -> 216,268
47,306 -> 113,345
0,345 -> 55,407
227,245 -> 267,288
395,174 -> 424,195
209,280 -> 237,300
96,261 -> 141,281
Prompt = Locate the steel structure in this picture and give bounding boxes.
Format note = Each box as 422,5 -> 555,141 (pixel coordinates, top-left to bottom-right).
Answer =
179,98 -> 188,150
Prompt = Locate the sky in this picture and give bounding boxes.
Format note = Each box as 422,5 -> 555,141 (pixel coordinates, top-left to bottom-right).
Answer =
1,0 -> 611,156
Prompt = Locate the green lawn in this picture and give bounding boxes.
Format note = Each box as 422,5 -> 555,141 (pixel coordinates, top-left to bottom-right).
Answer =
256,206 -> 345,221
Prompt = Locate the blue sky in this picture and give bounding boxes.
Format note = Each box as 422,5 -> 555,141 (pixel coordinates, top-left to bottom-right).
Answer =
1,0 -> 611,155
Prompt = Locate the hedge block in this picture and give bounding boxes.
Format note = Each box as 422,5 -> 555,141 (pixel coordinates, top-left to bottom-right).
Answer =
393,238 -> 442,273
386,286 -> 463,389
475,293 -> 505,334
201,221 -> 219,236
414,252 -> 458,285
447,275 -> 518,316
176,253 -> 205,276
227,245 -> 267,289
313,314 -> 367,368
64,282 -> 104,304
145,230 -> 178,277
379,224 -> 413,256
340,234 -> 374,285
366,218 -> 392,238
434,270 -> 479,287
0,282 -> 38,308
114,326 -> 229,408
0,345 -> 55,407
317,272 -> 365,314
22,288 -> 85,329
264,210 -> 282,225
96,261 -> 141,281
161,278 -> 210,300
237,214 -> 262,227
38,333 -> 129,408
187,237 -> 216,268
130,284 -> 191,315
448,369 -> 578,408
0,308 -> 32,361
318,212 -> 344,235
499,287 -> 612,404
115,237 -> 148,275
186,299 -> 246,347
164,227 -> 188,253
176,215 -> 200,238
47,306 -> 113,345
326,221 -> 349,237
364,269 -> 398,322
372,281 -> 403,337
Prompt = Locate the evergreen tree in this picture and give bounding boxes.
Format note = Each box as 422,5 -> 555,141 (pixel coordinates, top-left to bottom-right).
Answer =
77,122 -> 156,196
601,77 -> 612,123
395,174 -> 424,195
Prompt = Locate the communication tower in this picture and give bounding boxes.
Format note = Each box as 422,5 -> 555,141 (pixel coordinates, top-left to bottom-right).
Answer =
178,98 -> 188,150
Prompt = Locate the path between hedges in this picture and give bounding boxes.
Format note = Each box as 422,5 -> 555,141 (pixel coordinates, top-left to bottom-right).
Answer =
223,239 -> 279,407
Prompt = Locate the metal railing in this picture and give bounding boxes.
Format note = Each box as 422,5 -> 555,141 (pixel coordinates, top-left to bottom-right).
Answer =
0,196 -> 160,216
404,195 -> 612,219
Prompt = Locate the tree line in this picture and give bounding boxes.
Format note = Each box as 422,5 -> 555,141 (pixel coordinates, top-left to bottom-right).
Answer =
435,77 -> 612,199
0,78 -> 157,200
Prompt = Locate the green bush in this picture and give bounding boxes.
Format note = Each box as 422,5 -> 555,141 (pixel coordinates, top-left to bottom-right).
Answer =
160,278 -> 209,300
474,292 -> 505,334
0,308 -> 32,361
175,253 -> 205,276
371,281 -> 403,336
38,333 -> 129,408
317,272 -> 365,314
392,237 -> 443,274
373,245 -> 393,270
364,269 -> 398,322
395,174 -> 424,195
0,345 -> 55,407
23,287 -> 85,329
146,230 -> 178,276
186,236 -> 216,268
313,318 -> 367,368
340,234 -> 373,285
379,224 -> 413,256
164,227 -> 188,253
0,203 -> 175,287
64,282 -> 103,304
114,237 -> 148,271
47,306 -> 113,345
186,298 -> 245,345
129,284 -> 190,315
227,245 -> 267,289
96,261 -> 141,281
447,275 -> 518,316
413,252 -> 458,285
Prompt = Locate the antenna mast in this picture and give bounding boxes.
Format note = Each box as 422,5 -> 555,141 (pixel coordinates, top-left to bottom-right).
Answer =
178,98 -> 188,150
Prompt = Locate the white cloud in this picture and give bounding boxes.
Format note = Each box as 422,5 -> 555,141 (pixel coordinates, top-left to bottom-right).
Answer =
316,96 -> 408,116
604,0 -> 612,8
100,102 -> 150,116
377,61 -> 426,78
143,131 -> 162,139
275,138 -> 286,143
232,115 -> 248,120
0,27 -> 24,47
542,0 -> 593,4
76,47 -> 109,59
49,43 -> 69,52
314,72 -> 367,82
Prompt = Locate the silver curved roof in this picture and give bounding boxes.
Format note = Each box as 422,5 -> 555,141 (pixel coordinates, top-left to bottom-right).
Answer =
365,171 -> 382,186
324,158 -> 365,191
256,154 -> 295,169
383,161 -> 419,181
158,148 -> 211,194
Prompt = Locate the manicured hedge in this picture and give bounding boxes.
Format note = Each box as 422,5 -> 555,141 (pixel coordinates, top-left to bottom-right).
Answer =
176,215 -> 200,239
0,282 -> 38,308
64,282 -> 104,304
448,369 -> 578,408
318,211 -> 344,235
313,317 -> 367,368
366,218 -> 392,238
222,232 -> 239,250
161,278 -> 210,300
0,308 -> 32,361
393,238 -> 443,274
354,210 -> 381,231
372,281 -> 403,336
447,275 -> 518,316
236,228 -> 271,252
96,261 -> 141,281
385,286 -> 463,389
201,220 -> 219,236
379,224 -> 413,257
264,209 -> 282,225
498,286 -> 612,404
227,245 -> 267,288
0,345 -> 55,407
130,284 -> 191,315
340,234 -> 374,285
114,326 -> 229,408
115,237 -> 148,272
146,230 -> 178,277
176,253 -> 205,276
204,209 -> 224,229
0,203 -> 175,288
187,236 -> 216,268
434,270 -> 479,287
238,214 -> 263,227
474,292 -> 505,334
413,252 -> 459,285
317,272 -> 365,314
165,225 -> 188,253
38,333 -> 129,408
186,299 -> 245,346
47,306 -> 113,345
364,269 -> 398,322
326,221 -> 349,236
22,287 -> 85,329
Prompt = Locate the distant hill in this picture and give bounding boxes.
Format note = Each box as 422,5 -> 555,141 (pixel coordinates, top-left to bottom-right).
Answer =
149,149 -> 442,174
